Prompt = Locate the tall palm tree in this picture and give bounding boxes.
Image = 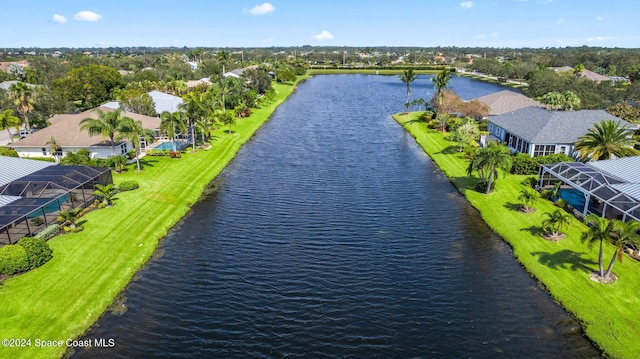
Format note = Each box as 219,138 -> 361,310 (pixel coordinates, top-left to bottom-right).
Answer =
120,118 -> 156,171
180,92 -> 206,151
574,119 -> 639,161
604,220 -> 640,278
79,108 -> 133,157
398,69 -> 417,112
45,136 -> 62,163
432,67 -> 452,112
0,109 -> 20,143
542,209 -> 572,237
466,142 -> 512,194
581,214 -> 614,278
9,81 -> 34,132
160,110 -> 187,152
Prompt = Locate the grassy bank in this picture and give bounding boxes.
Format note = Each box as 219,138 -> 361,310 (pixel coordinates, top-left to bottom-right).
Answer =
456,72 -> 528,90
393,112 -> 640,358
0,77 -> 308,359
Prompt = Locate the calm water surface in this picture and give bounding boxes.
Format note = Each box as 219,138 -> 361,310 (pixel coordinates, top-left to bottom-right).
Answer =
72,75 -> 599,358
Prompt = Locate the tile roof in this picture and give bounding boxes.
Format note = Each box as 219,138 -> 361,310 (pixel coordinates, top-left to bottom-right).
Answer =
475,90 -> 542,116
489,106 -> 632,144
10,107 -> 160,149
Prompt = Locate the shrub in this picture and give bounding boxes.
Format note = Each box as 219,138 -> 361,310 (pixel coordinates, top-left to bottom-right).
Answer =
0,245 -> 29,275
30,216 -> 45,226
0,146 -> 18,157
538,153 -> 573,164
34,224 -> 60,241
118,180 -> 139,191
17,237 -> 53,269
146,150 -> 172,157
510,153 -> 539,175
521,177 -> 538,188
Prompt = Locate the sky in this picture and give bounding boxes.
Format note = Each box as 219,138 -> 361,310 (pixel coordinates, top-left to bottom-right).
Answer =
1,0 -> 639,49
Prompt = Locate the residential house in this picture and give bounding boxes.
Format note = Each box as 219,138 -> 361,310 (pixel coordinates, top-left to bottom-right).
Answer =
10,107 -> 161,160
551,66 -> 611,83
475,90 -> 542,116
488,106 -> 634,157
102,90 -> 183,115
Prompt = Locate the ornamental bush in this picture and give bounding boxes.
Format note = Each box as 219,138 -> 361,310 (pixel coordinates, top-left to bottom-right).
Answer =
510,154 -> 539,175
17,237 -> 53,269
34,224 -> 60,241
0,245 -> 29,275
118,180 -> 139,191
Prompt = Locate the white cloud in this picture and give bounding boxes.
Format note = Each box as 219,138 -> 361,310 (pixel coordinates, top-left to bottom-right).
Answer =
244,3 -> 275,15
312,30 -> 334,41
596,16 -> 603,21
556,19 -> 564,24
460,2 -> 473,9
52,14 -> 67,23
73,11 -> 102,22
587,36 -> 613,42
264,37 -> 273,43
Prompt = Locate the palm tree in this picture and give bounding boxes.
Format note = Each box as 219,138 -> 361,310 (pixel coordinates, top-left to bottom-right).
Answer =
220,110 -> 237,133
0,109 -> 20,143
160,110 -> 187,152
542,209 -> 572,237
180,92 -> 206,151
93,184 -> 118,206
581,214 -> 614,278
466,142 -> 512,194
120,118 -> 155,171
603,220 -> 640,278
432,68 -> 452,112
79,108 -> 133,157
57,207 -> 83,230
8,81 -> 34,132
574,120 -> 639,161
45,136 -> 62,163
518,187 -> 539,212
398,69 -> 417,112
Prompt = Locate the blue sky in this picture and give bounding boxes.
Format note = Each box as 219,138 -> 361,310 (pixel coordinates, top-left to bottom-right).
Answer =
1,0 -> 638,48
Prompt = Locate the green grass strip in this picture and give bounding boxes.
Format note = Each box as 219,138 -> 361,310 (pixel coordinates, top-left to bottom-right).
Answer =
393,112 -> 640,359
0,77 -> 308,359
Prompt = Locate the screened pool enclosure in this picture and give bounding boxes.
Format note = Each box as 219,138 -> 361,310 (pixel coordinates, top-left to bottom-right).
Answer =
538,160 -> 640,222
0,165 -> 112,244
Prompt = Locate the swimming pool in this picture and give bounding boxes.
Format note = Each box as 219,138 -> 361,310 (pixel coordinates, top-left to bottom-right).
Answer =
557,188 -> 601,215
153,141 -> 187,151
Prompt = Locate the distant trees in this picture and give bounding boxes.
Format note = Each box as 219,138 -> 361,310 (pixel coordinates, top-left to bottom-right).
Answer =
52,64 -> 124,109
115,88 -> 156,117
540,91 -> 581,110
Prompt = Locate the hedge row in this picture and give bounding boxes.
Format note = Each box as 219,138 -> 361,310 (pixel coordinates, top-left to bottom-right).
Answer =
510,153 -> 573,175
0,237 -> 53,275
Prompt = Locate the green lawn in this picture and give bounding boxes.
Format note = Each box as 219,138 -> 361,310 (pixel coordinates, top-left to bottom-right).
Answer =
394,112 -> 640,358
0,78 -> 307,359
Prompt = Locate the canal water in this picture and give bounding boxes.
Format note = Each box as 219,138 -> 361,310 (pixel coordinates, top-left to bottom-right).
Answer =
72,75 -> 599,358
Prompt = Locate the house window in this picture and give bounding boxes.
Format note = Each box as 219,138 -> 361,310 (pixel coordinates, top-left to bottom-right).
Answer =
120,143 -> 128,155
533,144 -> 556,157
41,148 -> 47,156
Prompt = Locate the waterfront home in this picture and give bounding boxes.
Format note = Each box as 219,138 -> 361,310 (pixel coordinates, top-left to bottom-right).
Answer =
487,106 -> 634,157
10,107 -> 161,160
475,90 -> 542,116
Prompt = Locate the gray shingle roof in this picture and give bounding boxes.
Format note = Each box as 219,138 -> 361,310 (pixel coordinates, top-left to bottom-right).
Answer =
0,156 -> 55,186
475,90 -> 542,116
489,106 -> 632,144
